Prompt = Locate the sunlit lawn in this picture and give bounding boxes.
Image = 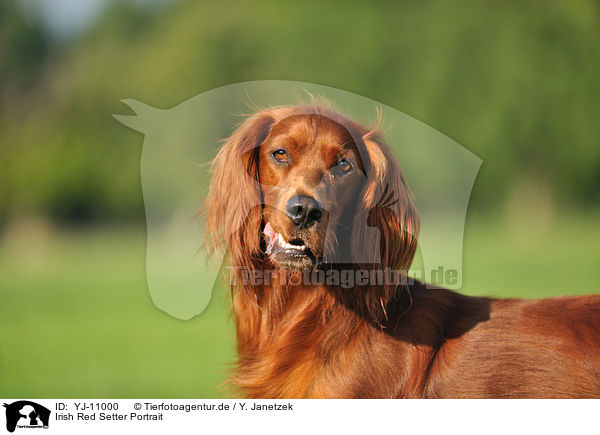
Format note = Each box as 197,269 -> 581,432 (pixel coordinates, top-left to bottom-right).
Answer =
1,211 -> 599,397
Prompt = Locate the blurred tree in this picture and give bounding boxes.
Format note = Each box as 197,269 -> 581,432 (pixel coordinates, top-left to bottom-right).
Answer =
0,1 -> 49,103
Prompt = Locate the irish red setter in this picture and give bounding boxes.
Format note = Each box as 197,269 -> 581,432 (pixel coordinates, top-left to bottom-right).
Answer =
203,104 -> 600,398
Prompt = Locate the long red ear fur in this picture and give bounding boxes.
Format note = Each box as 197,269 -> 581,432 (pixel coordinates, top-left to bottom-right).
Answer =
352,131 -> 420,320
202,112 -> 274,282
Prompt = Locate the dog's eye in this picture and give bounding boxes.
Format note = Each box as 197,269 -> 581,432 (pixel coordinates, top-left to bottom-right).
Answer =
272,149 -> 288,162
336,157 -> 353,174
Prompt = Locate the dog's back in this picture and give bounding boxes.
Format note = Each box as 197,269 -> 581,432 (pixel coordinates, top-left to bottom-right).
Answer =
387,286 -> 600,398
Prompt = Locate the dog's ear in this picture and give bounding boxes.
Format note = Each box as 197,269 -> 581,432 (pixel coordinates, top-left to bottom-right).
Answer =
351,132 -> 419,324
203,112 -> 274,273
352,132 -> 419,273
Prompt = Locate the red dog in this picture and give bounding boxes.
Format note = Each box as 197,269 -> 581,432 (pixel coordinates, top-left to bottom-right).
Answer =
204,104 -> 600,398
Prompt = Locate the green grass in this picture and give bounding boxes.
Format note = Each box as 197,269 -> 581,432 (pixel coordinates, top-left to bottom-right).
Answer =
1,212 -> 599,397
0,226 -> 235,398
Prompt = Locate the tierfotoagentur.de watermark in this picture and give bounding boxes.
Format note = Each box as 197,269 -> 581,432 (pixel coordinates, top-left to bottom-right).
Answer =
227,266 -> 460,288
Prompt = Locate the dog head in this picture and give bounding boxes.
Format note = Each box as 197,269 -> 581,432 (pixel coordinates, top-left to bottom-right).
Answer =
204,105 -> 419,277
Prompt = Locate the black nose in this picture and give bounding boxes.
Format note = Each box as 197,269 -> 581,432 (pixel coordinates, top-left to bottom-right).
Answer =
285,195 -> 323,228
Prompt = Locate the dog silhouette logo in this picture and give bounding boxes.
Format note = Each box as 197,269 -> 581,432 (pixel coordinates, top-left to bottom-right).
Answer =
3,401 -> 50,433
113,81 -> 481,320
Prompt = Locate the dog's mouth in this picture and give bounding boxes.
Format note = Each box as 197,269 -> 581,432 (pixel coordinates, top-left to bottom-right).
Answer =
263,221 -> 318,269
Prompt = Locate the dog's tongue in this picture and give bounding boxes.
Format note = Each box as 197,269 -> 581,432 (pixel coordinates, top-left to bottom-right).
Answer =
263,221 -> 278,252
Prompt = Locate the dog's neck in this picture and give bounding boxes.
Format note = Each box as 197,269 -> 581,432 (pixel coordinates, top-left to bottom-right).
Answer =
229,259 -> 494,398
229,263 -> 440,398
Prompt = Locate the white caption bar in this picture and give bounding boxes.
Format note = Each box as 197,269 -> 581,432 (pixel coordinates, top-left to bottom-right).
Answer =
0,399 -> 596,435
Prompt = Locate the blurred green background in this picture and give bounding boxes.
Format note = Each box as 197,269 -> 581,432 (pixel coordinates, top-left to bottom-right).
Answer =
1,0 -> 599,397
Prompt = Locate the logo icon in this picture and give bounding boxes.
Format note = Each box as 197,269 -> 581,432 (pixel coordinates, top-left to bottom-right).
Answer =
3,401 -> 50,433
113,80 -> 481,320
